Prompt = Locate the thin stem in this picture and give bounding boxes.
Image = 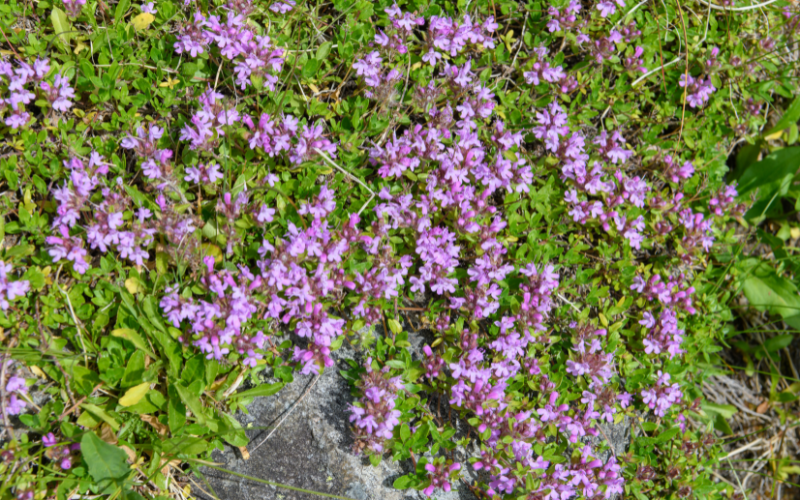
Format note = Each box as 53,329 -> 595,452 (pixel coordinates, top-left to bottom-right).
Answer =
313,148 -> 376,216
194,463 -> 357,500
694,0 -> 783,11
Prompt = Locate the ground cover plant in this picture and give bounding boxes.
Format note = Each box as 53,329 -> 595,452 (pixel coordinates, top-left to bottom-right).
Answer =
1,0 -> 800,498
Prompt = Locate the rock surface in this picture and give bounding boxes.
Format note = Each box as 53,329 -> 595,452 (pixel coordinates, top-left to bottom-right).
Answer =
195,337 -> 630,500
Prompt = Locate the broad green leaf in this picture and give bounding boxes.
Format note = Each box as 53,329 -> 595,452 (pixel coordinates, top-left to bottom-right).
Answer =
81,431 -> 131,492
115,0 -> 131,23
764,334 -> 793,353
393,475 -> 413,490
80,403 -> 121,431
163,435 -> 208,456
741,258 -> 800,320
218,412 -> 248,447
713,413 -> 733,435
111,328 -> 156,358
228,382 -> 285,400
181,354 -> 206,384
316,41 -> 333,61
763,96 -> 800,137
50,8 -> 73,48
168,385 -> 186,434
121,351 -> 146,388
174,382 -> 216,431
702,401 -> 738,419
737,147 -> 800,198
387,318 -> 402,334
657,426 -> 680,442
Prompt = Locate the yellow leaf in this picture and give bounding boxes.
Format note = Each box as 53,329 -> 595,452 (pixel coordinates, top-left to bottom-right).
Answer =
124,277 -> 143,294
119,382 -> 150,407
159,77 -> 180,89
30,366 -> 48,378
200,243 -> 223,262
308,83 -> 320,94
131,12 -> 155,31
765,130 -> 784,141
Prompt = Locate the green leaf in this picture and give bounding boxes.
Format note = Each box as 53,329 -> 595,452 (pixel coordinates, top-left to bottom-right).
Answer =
393,475 -> 413,490
121,350 -> 146,388
301,59 -> 321,79
115,0 -> 131,23
79,59 -> 96,79
702,401 -> 738,419
764,334 -> 793,353
163,435 -> 208,456
737,147 -> 800,198
399,424 -> 411,442
50,8 -> 73,48
219,412 -> 248,447
228,382 -> 285,400
80,403 -> 121,431
181,354 -> 206,384
168,385 -> 186,434
387,318 -> 403,334
174,381 -> 216,431
111,328 -> 156,358
657,426 -> 680,442
81,431 -> 131,492
713,413 -> 734,435
763,96 -> 800,137
316,42 -> 333,61
741,258 -> 800,321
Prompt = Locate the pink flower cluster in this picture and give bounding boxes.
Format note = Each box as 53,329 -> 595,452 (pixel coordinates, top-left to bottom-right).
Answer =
42,432 -> 81,469
0,261 -> 29,311
3,369 -> 27,416
709,183 -> 747,217
174,0 -> 286,91
47,153 -> 161,273
1,56 -> 74,129
243,113 -> 337,164
641,371 -> 683,417
122,124 -> 174,181
679,74 -> 717,108
349,358 -> 404,453
62,0 -> 86,18
423,460 -> 461,496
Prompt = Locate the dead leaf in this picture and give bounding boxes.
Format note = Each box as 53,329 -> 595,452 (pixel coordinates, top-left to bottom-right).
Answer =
141,414 -> 169,436
756,400 -> 770,414
99,423 -> 118,444
160,457 -> 181,475
239,446 -> 250,460
208,374 -> 229,392
120,445 -> 137,463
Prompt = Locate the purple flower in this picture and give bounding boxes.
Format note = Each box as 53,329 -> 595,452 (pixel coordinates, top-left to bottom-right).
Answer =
0,261 -> 30,310
43,432 -> 58,447
63,0 -> 86,18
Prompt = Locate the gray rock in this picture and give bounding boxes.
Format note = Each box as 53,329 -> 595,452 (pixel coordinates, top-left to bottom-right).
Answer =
194,336 -> 630,500
195,342 -> 413,500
